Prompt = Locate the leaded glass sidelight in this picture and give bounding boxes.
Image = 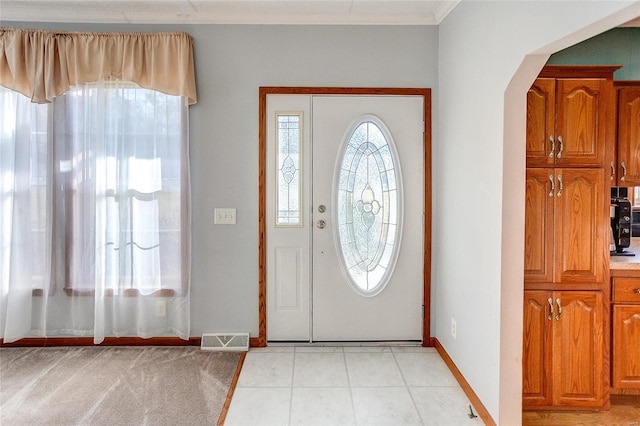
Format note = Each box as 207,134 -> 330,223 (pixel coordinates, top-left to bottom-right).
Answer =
276,114 -> 302,226
335,117 -> 402,296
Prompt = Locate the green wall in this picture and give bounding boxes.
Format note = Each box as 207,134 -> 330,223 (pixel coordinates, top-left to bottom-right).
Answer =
547,28 -> 640,80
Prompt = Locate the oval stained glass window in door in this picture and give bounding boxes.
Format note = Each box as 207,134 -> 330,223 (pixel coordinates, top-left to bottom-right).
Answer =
335,117 -> 402,296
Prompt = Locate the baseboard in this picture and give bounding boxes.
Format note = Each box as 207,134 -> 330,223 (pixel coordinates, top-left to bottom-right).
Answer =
434,338 -> 496,426
0,337 -> 202,347
249,336 -> 266,348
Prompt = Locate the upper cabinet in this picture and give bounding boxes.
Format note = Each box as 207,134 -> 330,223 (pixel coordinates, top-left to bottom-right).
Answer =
526,66 -> 618,168
615,84 -> 640,186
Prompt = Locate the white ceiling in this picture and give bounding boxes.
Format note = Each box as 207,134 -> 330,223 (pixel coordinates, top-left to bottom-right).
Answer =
0,0 -> 462,25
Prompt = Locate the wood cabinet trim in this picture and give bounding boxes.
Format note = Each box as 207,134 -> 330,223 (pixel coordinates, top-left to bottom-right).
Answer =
614,80 -> 640,88
538,65 -> 622,79
610,269 -> 640,278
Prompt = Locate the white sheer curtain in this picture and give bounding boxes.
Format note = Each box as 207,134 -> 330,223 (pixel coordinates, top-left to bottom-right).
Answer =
0,79 -> 190,344
0,88 -> 51,342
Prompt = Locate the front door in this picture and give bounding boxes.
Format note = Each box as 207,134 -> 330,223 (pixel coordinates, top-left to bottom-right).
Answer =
266,93 -> 425,342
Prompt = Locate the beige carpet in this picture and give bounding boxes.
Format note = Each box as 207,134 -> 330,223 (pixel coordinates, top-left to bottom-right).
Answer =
0,346 -> 241,425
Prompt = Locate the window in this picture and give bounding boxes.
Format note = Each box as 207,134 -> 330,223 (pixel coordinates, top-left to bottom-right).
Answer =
0,89 -> 49,293
0,29 -> 194,344
1,82 -> 188,297
276,113 -> 302,226
335,117 -> 402,296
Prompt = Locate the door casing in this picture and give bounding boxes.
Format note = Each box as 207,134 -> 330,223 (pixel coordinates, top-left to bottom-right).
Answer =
255,87 -> 432,347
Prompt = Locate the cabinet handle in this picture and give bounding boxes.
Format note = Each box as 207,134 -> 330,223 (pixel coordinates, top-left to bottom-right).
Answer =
547,298 -> 554,320
635,288 -> 640,294
555,298 -> 562,321
610,162 -> 616,181
556,135 -> 563,159
621,161 -> 627,182
549,135 -> 555,158
556,175 -> 563,198
548,174 -> 555,198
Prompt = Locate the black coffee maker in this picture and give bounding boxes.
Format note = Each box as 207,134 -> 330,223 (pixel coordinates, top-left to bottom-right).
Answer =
611,187 -> 634,256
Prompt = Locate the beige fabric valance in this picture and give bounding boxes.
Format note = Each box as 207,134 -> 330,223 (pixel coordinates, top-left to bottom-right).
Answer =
0,28 -> 197,104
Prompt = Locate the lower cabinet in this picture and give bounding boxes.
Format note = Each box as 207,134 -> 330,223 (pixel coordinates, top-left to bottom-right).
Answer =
523,290 -> 606,408
612,277 -> 640,390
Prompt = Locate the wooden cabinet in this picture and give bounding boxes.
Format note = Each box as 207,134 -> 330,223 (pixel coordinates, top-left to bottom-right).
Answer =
523,66 -> 615,410
526,78 -> 611,168
523,290 -> 606,408
611,277 -> 640,390
615,85 -> 640,185
524,168 -> 607,289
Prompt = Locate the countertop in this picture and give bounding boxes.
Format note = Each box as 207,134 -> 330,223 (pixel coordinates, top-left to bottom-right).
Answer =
610,237 -> 640,270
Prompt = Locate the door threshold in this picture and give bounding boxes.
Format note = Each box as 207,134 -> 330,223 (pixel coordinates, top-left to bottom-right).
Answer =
267,340 -> 423,347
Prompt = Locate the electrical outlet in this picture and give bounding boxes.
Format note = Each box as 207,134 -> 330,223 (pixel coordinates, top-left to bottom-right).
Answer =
156,300 -> 167,317
451,318 -> 457,340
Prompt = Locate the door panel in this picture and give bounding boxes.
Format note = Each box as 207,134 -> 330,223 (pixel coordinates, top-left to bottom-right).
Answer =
553,291 -> 604,406
553,168 -> 606,285
617,87 -> 640,185
555,79 -> 606,167
522,290 -> 553,406
311,96 -> 424,341
524,169 -> 554,283
612,304 -> 640,389
266,94 -> 424,342
526,79 -> 555,167
266,95 -> 312,341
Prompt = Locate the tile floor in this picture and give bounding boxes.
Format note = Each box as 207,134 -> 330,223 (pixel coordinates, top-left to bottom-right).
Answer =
225,346 -> 484,425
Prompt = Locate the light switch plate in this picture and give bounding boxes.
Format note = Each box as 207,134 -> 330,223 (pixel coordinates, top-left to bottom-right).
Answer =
214,208 -> 236,225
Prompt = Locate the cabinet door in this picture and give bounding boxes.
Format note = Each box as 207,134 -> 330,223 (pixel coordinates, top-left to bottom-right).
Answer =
612,304 -> 640,389
527,79 -> 556,167
523,291 -> 553,407
617,87 -> 640,185
552,291 -> 605,407
524,169 -> 554,283
553,169 -> 606,286
555,79 -> 608,167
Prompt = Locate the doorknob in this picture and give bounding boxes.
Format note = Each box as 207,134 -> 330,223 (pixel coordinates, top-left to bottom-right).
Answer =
317,220 -> 326,229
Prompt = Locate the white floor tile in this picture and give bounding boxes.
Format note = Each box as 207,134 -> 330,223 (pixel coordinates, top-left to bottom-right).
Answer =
351,387 -> 422,425
410,386 -> 484,426
343,346 -> 392,353
294,346 -> 344,353
250,346 -> 295,353
237,352 -> 294,387
290,387 -> 355,425
394,352 -> 458,387
227,345 -> 481,425
391,346 -> 437,353
345,352 -> 405,387
293,352 -> 349,387
225,387 -> 291,426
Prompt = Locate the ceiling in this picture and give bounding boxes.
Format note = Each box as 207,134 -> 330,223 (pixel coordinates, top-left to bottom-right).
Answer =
0,0 -> 462,25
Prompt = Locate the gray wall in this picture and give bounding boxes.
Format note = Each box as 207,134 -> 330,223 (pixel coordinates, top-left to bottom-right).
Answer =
1,21 -> 439,337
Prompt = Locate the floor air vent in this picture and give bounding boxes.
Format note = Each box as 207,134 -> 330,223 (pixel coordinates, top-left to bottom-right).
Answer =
201,333 -> 249,352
